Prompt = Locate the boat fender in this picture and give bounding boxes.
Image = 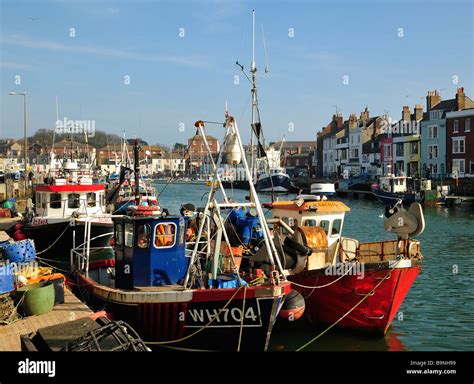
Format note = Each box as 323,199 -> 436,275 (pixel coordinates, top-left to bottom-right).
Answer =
278,290 -> 305,321
13,230 -> 27,241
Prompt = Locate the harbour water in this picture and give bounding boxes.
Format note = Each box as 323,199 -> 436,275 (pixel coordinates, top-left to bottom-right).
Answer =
156,182 -> 474,351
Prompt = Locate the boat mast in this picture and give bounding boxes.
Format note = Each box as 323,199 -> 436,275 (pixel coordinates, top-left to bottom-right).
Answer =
250,9 -> 257,180
134,139 -> 140,205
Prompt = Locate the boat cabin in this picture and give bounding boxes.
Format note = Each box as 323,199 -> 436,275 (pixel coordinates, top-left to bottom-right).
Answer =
113,215 -> 190,290
272,197 -> 352,268
378,174 -> 410,194
34,180 -> 107,218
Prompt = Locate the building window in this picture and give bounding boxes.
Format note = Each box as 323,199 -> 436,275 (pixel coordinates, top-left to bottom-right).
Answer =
50,193 -> 62,209
470,161 -> 474,174
154,223 -> 176,248
384,144 -> 391,158
428,125 -> 438,139
428,145 -> 438,159
432,163 -> 438,174
453,120 -> 459,133
452,138 -> 465,154
466,118 -> 471,133
68,193 -> 80,209
453,159 -> 465,174
396,143 -> 404,157
410,142 -> 419,155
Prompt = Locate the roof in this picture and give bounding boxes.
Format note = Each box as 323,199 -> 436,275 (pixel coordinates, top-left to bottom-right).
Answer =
271,200 -> 350,213
188,134 -> 217,141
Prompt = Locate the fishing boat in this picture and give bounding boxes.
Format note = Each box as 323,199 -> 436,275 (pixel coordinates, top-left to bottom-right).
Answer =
114,180 -> 158,214
259,195 -> 425,334
371,174 -> 421,205
19,156 -> 113,262
105,139 -> 159,214
70,117 -> 292,351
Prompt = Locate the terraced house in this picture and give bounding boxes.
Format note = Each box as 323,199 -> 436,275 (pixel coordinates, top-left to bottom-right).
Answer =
420,88 -> 474,179
446,107 -> 474,177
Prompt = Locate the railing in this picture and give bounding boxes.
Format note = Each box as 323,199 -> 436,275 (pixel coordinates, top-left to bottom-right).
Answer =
70,214 -> 120,277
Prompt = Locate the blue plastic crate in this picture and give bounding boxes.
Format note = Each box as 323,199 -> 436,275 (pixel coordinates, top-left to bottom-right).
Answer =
0,262 -> 15,294
2,239 -> 36,263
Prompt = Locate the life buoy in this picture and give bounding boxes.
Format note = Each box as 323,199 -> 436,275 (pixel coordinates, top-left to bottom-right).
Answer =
128,205 -> 161,216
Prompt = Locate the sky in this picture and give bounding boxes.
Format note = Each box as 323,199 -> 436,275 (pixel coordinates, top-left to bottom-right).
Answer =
1,0 -> 473,147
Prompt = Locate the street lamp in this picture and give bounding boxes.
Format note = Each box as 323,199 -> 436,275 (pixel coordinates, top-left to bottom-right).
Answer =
8,91 -> 28,197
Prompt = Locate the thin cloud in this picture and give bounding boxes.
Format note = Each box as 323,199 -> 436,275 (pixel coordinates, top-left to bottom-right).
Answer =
0,61 -> 37,71
0,34 -> 208,68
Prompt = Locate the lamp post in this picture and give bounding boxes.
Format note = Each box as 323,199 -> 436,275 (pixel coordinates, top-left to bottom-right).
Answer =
8,91 -> 28,196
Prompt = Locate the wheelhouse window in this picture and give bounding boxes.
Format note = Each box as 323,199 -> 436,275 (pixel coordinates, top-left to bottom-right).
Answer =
86,192 -> 96,207
304,219 -> 317,227
115,224 -> 123,246
68,193 -> 80,209
154,223 -> 176,248
331,219 -> 342,236
319,220 -> 330,235
124,223 -> 134,248
50,193 -> 62,209
137,224 -> 151,249
178,219 -> 185,246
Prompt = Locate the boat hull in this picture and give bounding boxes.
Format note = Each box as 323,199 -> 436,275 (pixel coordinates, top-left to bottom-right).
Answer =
73,270 -> 289,351
372,188 -> 421,205
289,261 -> 421,334
22,219 -> 113,264
256,174 -> 292,193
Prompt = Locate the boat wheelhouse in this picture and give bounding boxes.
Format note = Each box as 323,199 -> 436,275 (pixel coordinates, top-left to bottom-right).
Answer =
372,174 -> 421,205
21,159 -> 113,262
264,195 -> 425,334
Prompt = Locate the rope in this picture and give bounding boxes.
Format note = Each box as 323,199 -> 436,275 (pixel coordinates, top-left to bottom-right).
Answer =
35,221 -> 72,255
144,284 -> 245,346
295,259 -> 400,351
237,285 -> 247,351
